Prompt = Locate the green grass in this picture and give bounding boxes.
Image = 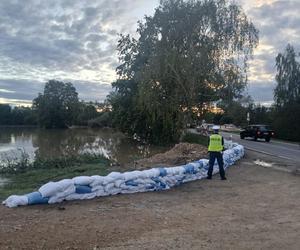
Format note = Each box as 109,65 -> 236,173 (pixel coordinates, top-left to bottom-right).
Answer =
0,152 -> 109,175
181,132 -> 208,146
0,160 -> 110,200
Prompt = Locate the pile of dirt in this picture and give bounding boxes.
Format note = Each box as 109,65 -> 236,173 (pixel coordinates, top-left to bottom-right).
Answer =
134,143 -> 208,169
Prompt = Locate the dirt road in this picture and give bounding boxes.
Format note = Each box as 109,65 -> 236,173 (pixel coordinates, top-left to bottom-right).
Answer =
0,151 -> 299,250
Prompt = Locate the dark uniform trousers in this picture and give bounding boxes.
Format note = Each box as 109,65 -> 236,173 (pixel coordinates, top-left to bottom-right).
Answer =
207,151 -> 225,179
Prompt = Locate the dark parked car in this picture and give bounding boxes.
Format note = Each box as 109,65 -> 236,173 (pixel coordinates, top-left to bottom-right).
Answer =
240,125 -> 275,142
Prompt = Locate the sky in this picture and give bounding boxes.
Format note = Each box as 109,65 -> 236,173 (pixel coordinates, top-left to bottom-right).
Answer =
0,0 -> 300,107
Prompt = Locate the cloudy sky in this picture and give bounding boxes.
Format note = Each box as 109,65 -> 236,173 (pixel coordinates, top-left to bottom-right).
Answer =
0,0 -> 299,106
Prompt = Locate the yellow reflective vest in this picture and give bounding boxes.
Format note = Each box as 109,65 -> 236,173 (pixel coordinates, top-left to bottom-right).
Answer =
208,134 -> 223,152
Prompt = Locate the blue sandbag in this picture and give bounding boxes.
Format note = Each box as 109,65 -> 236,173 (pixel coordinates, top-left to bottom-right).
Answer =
159,168 -> 167,177
197,161 -> 204,169
75,185 -> 92,194
125,180 -> 139,186
27,192 -> 49,205
184,164 -> 197,174
146,184 -> 156,190
151,177 -> 167,190
175,176 -> 186,186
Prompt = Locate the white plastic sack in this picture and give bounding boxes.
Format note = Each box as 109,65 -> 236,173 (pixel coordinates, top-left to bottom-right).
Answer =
107,172 -> 124,180
90,176 -> 106,187
91,185 -> 105,193
2,195 -> 28,208
65,192 -> 97,201
96,189 -> 108,197
102,177 -> 115,185
104,183 -> 115,193
114,179 -> 125,188
48,184 -> 76,204
39,179 -> 74,198
72,176 -> 94,186
142,168 -> 160,179
123,171 -> 143,181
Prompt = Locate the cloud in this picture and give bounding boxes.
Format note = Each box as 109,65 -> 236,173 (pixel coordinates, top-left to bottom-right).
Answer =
0,79 -> 112,105
0,79 -> 42,101
0,97 -> 33,107
0,0 -> 158,73
72,81 -> 112,101
244,0 -> 300,104
0,0 -> 158,105
0,89 -> 15,94
246,80 -> 276,102
1,0 -> 299,106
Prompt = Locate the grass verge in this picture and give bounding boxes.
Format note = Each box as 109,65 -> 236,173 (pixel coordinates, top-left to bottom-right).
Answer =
0,159 -> 110,200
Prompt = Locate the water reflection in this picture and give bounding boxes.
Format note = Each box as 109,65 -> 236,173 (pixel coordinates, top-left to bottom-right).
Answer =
0,128 -> 168,167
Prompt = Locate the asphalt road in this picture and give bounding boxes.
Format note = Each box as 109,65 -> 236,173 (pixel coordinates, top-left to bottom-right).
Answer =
221,131 -> 300,163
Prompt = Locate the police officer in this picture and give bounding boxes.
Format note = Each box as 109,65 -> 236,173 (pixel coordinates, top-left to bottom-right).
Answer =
207,125 -> 226,180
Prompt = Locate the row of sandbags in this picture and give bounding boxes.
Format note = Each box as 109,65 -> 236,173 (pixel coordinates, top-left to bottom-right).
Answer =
2,144 -> 244,208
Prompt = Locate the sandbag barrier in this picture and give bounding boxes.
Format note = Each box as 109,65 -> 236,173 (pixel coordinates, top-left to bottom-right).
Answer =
2,143 -> 244,208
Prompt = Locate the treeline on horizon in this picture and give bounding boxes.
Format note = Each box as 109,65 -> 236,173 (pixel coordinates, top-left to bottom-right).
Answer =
0,0 -> 299,142
0,80 -> 111,129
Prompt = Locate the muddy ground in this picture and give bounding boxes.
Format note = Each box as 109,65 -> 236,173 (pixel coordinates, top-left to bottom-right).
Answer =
0,150 -> 299,250
134,143 -> 208,169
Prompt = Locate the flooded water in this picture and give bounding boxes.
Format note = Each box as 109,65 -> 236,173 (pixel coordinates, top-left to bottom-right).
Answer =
0,127 -> 169,167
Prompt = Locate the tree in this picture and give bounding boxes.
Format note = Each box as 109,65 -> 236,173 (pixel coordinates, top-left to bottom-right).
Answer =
248,105 -> 272,125
0,104 -> 37,126
11,107 -> 37,125
33,80 -> 80,128
110,0 -> 259,143
273,44 -> 300,141
274,44 -> 300,107
76,102 -> 99,126
0,104 -> 12,125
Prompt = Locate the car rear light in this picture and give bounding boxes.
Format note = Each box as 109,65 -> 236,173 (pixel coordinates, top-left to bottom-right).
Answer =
272,132 -> 274,135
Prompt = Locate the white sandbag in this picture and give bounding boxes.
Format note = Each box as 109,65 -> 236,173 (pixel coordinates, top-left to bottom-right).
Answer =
166,166 -> 185,176
135,178 -> 153,185
90,176 -> 106,187
39,179 -> 74,198
119,183 -> 130,190
48,184 -> 76,204
164,176 -> 178,186
2,195 -> 28,208
123,171 -> 143,181
102,176 -> 115,185
104,182 -> 115,193
91,185 -> 105,193
121,188 -> 139,194
72,176 -> 94,186
114,179 -> 125,188
95,189 -> 108,197
107,188 -> 121,195
107,172 -> 124,180
65,192 -> 97,201
125,185 -> 139,192
142,168 -> 160,179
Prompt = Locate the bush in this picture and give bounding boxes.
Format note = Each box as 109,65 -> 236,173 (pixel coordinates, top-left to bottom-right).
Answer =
181,133 -> 208,147
88,112 -> 112,128
273,102 -> 300,141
